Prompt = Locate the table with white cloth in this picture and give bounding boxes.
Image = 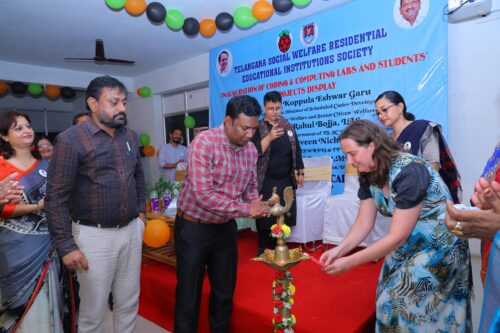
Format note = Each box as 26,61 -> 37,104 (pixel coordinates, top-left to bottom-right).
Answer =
322,173 -> 391,247
287,156 -> 332,246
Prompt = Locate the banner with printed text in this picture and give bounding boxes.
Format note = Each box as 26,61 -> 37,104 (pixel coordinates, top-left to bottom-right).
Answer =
209,0 -> 447,194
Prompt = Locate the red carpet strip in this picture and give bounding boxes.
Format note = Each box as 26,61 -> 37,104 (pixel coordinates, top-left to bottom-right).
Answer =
139,230 -> 383,332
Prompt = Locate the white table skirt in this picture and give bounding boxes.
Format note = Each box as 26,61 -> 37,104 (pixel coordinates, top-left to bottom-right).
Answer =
323,194 -> 391,247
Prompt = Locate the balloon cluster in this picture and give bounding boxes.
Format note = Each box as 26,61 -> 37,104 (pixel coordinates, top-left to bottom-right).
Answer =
0,81 -> 76,100
139,132 -> 155,157
136,85 -> 152,97
104,0 -> 312,37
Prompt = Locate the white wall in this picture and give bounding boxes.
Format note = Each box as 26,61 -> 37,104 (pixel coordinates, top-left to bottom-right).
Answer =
126,93 -> 164,186
448,7 -> 500,202
0,59 -> 133,133
0,60 -> 133,91
0,90 -> 88,132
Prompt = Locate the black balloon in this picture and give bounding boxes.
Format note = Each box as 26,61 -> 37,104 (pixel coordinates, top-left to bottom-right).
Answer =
11,82 -> 27,95
273,0 -> 294,13
215,12 -> 234,31
61,87 -> 76,100
182,17 -> 200,36
146,2 -> 166,23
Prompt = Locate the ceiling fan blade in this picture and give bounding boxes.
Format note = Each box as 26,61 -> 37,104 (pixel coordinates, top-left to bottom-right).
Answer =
64,39 -> 134,65
64,57 -> 96,61
96,39 -> 105,58
103,58 -> 135,64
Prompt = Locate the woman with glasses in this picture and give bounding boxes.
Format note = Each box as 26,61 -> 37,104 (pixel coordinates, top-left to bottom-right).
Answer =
35,135 -> 53,162
375,90 -> 462,203
250,90 -> 305,256
0,110 -> 70,332
321,120 -> 471,332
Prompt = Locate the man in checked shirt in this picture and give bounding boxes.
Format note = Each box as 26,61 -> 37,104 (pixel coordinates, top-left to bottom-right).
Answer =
174,95 -> 270,333
46,76 -> 146,333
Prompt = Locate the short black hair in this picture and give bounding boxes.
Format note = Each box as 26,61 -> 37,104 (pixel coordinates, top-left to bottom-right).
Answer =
170,128 -> 183,134
218,50 -> 229,63
225,95 -> 262,120
85,76 -> 127,111
72,112 -> 89,125
263,91 -> 282,105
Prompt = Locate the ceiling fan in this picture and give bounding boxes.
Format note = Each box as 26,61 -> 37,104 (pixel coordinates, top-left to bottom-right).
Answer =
64,39 -> 135,65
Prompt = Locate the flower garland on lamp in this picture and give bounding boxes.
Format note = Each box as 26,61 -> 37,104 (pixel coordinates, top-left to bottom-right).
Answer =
270,225 -> 295,333
253,187 -> 309,333
271,223 -> 291,238
272,270 -> 296,333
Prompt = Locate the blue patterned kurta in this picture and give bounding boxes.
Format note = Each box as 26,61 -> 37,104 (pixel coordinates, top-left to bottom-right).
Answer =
369,153 -> 471,332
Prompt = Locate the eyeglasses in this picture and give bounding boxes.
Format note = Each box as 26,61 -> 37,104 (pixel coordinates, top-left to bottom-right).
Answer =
375,104 -> 396,117
38,144 -> 52,150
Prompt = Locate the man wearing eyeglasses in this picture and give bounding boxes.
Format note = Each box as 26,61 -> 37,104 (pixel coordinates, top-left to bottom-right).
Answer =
396,0 -> 426,29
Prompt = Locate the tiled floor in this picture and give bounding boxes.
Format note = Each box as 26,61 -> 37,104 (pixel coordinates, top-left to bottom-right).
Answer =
136,254 -> 484,333
137,316 -> 169,333
103,311 -> 169,333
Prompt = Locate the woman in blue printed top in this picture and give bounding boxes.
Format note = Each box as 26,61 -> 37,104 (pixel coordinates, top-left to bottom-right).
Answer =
321,119 -> 471,332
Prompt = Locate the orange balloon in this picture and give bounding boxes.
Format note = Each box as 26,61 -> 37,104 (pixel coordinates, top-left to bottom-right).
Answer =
136,87 -> 141,96
144,219 -> 171,247
143,145 -> 155,156
200,19 -> 216,38
45,84 -> 61,99
252,0 -> 274,21
0,81 -> 9,95
124,0 -> 147,16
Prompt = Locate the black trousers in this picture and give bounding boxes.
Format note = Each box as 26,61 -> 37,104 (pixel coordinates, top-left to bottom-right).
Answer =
174,216 -> 238,333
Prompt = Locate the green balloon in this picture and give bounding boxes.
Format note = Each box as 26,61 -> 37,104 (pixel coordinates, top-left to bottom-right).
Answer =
105,0 -> 127,10
291,0 -> 311,7
166,9 -> 185,30
140,86 -> 152,97
233,7 -> 257,29
139,133 -> 151,146
184,116 -> 196,129
28,83 -> 43,96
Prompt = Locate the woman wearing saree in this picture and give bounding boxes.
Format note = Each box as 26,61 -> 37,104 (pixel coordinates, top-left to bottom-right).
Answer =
375,90 -> 463,203
0,110 -> 65,333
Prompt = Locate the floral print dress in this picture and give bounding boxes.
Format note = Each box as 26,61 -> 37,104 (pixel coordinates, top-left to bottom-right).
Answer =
366,153 -> 471,332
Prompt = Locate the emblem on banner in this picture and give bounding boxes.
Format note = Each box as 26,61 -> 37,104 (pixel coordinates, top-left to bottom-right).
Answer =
300,23 -> 317,46
277,29 -> 292,53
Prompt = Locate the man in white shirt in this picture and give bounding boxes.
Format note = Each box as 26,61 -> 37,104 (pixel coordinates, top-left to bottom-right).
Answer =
396,0 -> 426,29
158,128 -> 188,182
218,51 -> 229,75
